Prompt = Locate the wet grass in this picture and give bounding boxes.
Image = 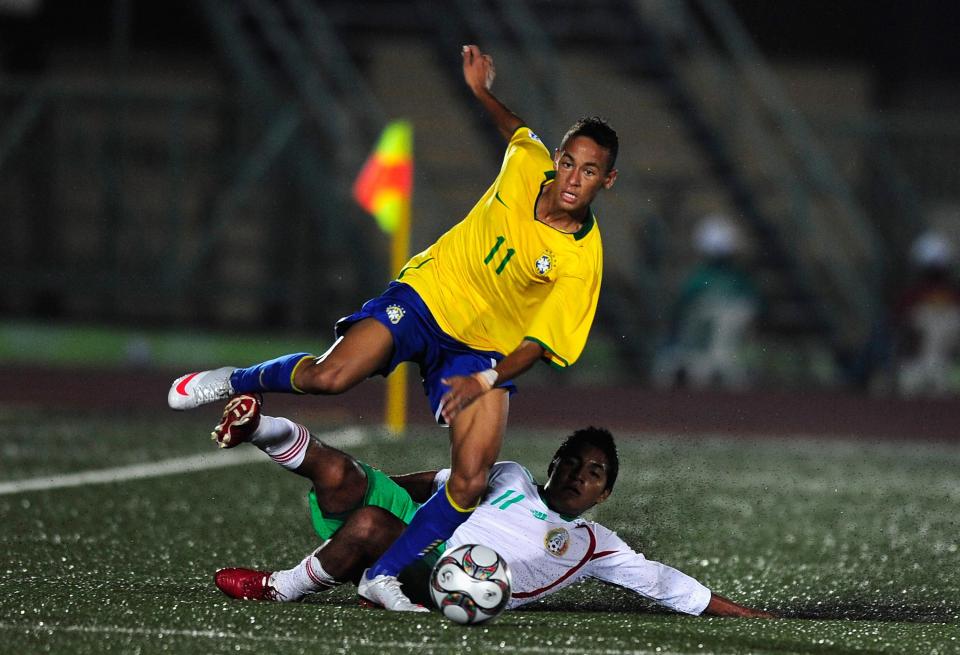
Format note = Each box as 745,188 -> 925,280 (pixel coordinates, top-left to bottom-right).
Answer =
1,408 -> 958,654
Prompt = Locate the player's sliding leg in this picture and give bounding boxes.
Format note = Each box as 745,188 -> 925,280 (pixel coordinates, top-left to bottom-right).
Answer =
168,318 -> 393,410
216,507 -> 406,602
358,390 -> 507,611
214,544 -> 335,603
211,394 -> 311,470
212,395 -> 370,514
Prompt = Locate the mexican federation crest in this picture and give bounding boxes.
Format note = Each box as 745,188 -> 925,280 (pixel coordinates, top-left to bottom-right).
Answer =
544,527 -> 570,557
534,251 -> 554,277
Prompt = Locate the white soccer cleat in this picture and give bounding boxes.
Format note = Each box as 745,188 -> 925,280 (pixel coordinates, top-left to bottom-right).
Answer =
357,569 -> 429,612
168,367 -> 237,410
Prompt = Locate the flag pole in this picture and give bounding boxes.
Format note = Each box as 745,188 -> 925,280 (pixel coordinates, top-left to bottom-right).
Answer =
385,199 -> 411,437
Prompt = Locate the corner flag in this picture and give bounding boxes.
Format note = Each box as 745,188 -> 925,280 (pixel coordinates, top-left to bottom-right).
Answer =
352,120 -> 414,436
352,120 -> 413,235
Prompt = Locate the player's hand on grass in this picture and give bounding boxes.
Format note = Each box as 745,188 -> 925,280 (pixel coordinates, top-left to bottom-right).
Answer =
462,44 -> 495,94
704,593 -> 778,619
440,374 -> 486,423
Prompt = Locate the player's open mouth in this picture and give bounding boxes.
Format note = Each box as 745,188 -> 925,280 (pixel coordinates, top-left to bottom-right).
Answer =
561,191 -> 577,203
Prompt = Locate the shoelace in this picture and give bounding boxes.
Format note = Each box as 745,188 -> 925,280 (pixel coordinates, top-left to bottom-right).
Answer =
196,381 -> 232,403
246,575 -> 282,601
377,576 -> 415,606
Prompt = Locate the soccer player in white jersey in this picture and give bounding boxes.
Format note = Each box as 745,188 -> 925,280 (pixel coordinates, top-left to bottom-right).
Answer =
210,395 -> 773,617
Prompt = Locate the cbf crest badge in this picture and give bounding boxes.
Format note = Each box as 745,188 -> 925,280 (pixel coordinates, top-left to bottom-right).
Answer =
534,250 -> 554,277
385,304 -> 405,325
544,527 -> 570,557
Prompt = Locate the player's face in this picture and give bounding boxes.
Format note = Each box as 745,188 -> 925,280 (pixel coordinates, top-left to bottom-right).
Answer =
543,444 -> 612,516
552,136 -> 618,214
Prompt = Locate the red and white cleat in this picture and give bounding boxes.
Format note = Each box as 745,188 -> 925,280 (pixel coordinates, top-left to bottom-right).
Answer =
214,567 -> 287,602
167,367 -> 236,410
211,394 -> 262,449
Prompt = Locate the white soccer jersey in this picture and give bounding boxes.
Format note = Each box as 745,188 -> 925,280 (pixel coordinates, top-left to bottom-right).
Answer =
433,462 -> 712,615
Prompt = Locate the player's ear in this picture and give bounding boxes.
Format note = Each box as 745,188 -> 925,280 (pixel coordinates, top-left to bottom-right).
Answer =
595,488 -> 612,505
602,167 -> 618,190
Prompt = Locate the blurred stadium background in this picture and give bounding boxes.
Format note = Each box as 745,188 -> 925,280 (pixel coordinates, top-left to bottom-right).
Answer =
3,3 -> 960,653
3,0 -> 960,406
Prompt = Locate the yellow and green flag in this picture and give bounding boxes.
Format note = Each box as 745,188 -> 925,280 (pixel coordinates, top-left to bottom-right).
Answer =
352,120 -> 413,234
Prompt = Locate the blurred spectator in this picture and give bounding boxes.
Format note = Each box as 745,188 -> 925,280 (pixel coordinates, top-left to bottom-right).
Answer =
894,231 -> 960,397
653,214 -> 761,390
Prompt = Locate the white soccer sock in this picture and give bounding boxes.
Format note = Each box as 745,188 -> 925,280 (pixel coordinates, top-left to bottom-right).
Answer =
269,547 -> 339,601
249,415 -> 310,470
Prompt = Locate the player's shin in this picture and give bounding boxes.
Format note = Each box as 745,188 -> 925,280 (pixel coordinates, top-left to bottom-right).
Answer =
367,485 -> 474,577
229,353 -> 314,394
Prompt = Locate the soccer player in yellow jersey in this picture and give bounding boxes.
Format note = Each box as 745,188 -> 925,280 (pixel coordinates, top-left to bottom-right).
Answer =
167,44 -> 618,611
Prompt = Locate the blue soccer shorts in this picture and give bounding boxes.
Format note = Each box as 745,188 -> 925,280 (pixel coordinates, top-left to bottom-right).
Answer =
335,281 -> 517,424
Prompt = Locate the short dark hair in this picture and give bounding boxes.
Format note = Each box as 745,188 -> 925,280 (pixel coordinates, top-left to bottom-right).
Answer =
547,426 -> 620,491
560,116 -> 619,172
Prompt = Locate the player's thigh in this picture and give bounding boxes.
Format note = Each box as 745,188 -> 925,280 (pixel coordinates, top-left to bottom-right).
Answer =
447,389 -> 508,497
301,319 -> 394,391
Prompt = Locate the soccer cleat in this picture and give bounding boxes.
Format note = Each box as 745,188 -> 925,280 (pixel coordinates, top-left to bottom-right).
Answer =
212,394 -> 261,449
168,367 -> 236,410
214,568 -> 289,602
357,569 -> 429,612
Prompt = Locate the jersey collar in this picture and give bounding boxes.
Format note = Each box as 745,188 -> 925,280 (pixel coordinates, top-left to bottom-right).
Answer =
536,485 -> 581,521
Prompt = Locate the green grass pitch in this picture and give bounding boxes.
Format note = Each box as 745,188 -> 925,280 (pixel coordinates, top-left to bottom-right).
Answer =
0,407 -> 957,654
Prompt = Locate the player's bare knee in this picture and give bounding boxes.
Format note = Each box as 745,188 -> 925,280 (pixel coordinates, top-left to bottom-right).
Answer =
346,506 -> 390,541
312,455 -> 363,495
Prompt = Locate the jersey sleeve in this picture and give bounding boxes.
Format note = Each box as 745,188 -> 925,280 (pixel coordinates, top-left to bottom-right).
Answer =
524,252 -> 603,368
496,127 -> 553,188
586,527 -> 712,615
505,126 -> 551,162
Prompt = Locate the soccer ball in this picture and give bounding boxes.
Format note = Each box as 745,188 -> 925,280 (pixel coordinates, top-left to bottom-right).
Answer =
429,544 -> 512,625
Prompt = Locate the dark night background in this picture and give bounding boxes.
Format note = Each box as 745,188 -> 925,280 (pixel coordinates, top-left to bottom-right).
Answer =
2,1 -> 958,98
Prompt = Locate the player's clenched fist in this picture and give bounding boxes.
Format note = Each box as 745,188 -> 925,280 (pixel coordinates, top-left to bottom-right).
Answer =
462,44 -> 495,93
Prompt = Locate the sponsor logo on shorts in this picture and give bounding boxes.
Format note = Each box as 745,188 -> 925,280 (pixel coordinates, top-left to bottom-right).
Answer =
535,251 -> 553,276
544,527 -> 570,557
386,304 -> 405,324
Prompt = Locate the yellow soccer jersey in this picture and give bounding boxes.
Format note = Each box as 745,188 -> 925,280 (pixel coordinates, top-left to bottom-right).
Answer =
398,126 -> 603,368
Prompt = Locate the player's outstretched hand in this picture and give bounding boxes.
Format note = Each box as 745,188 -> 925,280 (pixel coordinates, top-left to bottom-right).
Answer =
462,44 -> 495,94
704,593 -> 778,619
440,374 -> 486,423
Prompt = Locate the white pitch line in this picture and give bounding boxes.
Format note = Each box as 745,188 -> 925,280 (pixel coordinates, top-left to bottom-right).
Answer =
0,426 -> 367,497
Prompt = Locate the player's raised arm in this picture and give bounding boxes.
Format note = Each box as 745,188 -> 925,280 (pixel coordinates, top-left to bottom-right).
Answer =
462,44 -> 525,142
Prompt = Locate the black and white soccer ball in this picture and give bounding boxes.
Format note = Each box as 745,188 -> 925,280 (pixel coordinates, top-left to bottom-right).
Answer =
429,544 -> 512,625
